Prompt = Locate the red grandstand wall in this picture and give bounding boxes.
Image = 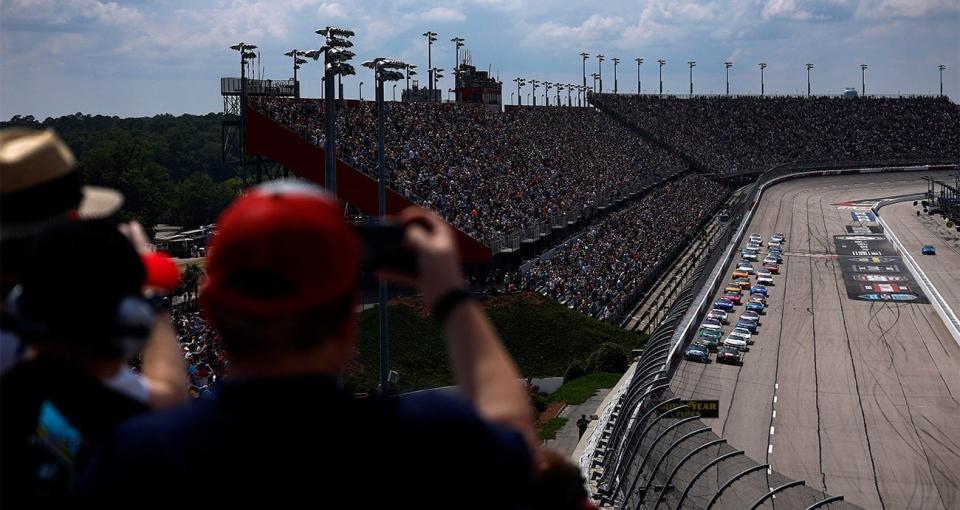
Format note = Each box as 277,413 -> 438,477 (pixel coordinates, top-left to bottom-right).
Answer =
243,104 -> 493,263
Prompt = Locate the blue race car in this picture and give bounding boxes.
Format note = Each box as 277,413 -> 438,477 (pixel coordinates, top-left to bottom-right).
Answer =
713,299 -> 735,311
921,245 -> 936,255
684,343 -> 711,363
736,318 -> 758,334
750,286 -> 768,296
746,301 -> 765,314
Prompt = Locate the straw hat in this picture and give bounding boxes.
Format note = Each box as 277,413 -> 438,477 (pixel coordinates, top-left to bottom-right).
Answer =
0,128 -> 123,241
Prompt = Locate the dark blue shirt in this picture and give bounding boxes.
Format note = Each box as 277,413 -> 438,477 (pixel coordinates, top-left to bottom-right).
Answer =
78,375 -> 531,508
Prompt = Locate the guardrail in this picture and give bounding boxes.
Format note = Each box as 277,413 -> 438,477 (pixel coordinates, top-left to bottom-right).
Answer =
583,160 -> 956,509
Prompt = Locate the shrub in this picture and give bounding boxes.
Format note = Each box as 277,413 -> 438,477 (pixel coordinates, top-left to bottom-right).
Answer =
590,342 -> 629,374
564,360 -> 587,382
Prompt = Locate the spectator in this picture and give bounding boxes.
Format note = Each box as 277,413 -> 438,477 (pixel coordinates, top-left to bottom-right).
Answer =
592,94 -> 960,175
1,220 -> 186,507
79,181 -> 536,508
0,128 -> 124,374
523,175 -> 729,322
253,98 -> 686,241
577,415 -> 590,439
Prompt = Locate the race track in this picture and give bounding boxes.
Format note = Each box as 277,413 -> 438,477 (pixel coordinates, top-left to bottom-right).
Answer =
670,171 -> 960,510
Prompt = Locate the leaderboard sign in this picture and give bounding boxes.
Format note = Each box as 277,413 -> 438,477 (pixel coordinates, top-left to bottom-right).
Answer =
833,234 -> 928,303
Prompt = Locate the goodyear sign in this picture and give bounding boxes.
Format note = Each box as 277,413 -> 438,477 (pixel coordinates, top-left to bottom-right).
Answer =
657,400 -> 720,419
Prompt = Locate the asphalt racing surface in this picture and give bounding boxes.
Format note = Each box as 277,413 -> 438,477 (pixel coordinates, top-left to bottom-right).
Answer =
670,172 -> 960,510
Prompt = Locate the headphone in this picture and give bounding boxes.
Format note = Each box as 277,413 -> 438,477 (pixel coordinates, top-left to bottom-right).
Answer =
5,285 -> 157,361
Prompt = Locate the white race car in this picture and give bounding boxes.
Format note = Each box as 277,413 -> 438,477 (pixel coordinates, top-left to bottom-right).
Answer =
724,334 -> 748,351
729,327 -> 753,344
757,275 -> 774,286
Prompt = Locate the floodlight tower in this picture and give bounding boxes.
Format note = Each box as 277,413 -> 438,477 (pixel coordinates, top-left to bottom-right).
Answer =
612,57 -> 620,93
860,63 -> 868,96
635,58 -> 644,94
657,59 -> 666,97
759,62 -> 767,97
531,79 -> 540,106
724,62 -> 733,96
404,64 -> 417,95
284,49 -> 309,98
431,67 -> 444,92
555,83 -> 563,106
361,57 -> 407,395
544,82 -> 552,106
687,61 -> 696,95
311,26 -> 356,193
939,64 -> 946,97
451,36 -> 464,70
514,77 -> 525,105
596,54 -> 605,93
580,52 -> 590,90
423,31 -> 438,97
806,63 -> 813,97
229,42 -> 258,175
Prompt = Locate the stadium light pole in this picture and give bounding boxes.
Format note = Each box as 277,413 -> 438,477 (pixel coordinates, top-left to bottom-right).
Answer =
556,83 -> 563,106
514,77 -> 525,105
759,62 -> 767,97
531,80 -> 539,106
568,84 -> 573,107
860,63 -> 868,96
431,67 -> 444,92
687,61 -> 696,95
311,26 -> 355,194
612,57 -> 620,94
635,58 -> 644,94
361,58 -> 406,396
392,83 -> 397,101
724,62 -> 733,96
230,42 -> 257,180
451,36 -> 464,71
544,82 -> 552,106
590,73 -> 598,93
596,54 -> 605,93
939,64 -> 946,97
404,64 -> 417,96
580,52 -> 589,90
284,49 -> 308,98
657,59 -> 666,97
423,31 -> 437,97
359,81 -> 364,100
806,63 -> 813,97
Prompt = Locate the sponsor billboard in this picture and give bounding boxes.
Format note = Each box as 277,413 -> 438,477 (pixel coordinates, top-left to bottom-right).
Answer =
834,234 -> 927,304
656,400 -> 720,419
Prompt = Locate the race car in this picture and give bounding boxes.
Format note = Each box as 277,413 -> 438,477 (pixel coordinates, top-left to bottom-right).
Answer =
750,286 -> 768,296
749,295 -> 767,307
741,310 -> 761,324
725,285 -> 743,295
763,255 -> 781,265
749,233 -> 763,245
921,245 -> 936,255
757,275 -> 774,286
696,329 -> 721,351
768,241 -> 782,250
746,242 -> 762,252
736,318 -> 758,334
701,318 -> 723,332
741,250 -> 759,261
756,268 -> 772,278
721,293 -> 742,305
734,278 -> 752,290
723,334 -> 748,351
771,233 -> 785,243
746,301 -> 765,314
717,346 -> 742,365
714,299 -> 735,311
763,263 -> 780,274
732,270 -> 751,280
707,309 -> 729,324
684,343 -> 711,363
729,326 -> 753,344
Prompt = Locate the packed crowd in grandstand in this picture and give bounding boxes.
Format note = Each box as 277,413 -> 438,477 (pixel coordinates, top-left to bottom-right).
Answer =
523,175 -> 729,321
591,94 -> 960,174
170,311 -> 225,397
254,97 -> 686,241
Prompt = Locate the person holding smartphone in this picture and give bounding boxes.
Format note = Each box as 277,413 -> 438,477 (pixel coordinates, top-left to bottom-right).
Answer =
78,180 -> 537,508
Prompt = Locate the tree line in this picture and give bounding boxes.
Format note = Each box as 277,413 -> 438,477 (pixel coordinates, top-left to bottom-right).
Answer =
3,112 -> 242,230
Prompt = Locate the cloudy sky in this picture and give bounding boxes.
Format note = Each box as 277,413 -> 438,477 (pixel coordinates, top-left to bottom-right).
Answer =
1,0 -> 958,119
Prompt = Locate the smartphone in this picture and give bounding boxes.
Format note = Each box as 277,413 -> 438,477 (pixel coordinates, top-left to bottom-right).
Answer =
354,222 -> 418,277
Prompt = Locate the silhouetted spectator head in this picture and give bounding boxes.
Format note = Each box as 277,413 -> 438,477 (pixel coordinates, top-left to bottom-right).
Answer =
201,180 -> 360,368
16,219 -> 148,360
0,128 -> 123,295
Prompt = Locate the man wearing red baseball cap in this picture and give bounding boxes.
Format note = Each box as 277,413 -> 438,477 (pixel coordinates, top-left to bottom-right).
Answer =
80,180 -> 536,508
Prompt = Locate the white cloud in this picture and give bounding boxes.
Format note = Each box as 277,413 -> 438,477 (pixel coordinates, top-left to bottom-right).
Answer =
318,2 -> 347,18
416,7 -> 467,22
522,14 -> 625,49
2,0 -> 144,26
855,0 -> 960,19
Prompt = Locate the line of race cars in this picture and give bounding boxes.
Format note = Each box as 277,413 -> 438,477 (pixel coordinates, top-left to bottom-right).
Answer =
685,232 -> 786,365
